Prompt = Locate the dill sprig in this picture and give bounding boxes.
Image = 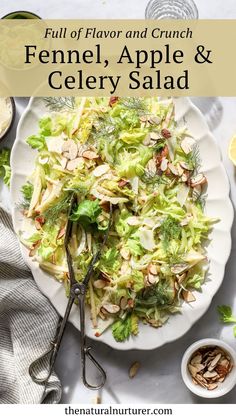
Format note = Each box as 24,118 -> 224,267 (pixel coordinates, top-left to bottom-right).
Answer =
188,143 -> 202,174
193,190 -> 207,210
160,216 -> 181,250
43,97 -> 76,111
42,193 -> 72,224
119,97 -> 147,115
141,170 -> 169,185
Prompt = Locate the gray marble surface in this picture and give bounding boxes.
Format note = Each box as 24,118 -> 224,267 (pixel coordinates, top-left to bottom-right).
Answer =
1,0 -> 236,405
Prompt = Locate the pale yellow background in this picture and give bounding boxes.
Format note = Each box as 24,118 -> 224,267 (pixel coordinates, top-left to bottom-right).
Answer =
0,20 -> 235,96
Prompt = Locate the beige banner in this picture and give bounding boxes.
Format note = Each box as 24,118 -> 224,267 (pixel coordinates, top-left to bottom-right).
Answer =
0,19 -> 235,96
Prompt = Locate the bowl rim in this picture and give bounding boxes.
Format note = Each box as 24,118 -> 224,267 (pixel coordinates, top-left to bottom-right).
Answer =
181,338 -> 236,398
0,97 -> 16,142
1,10 -> 41,19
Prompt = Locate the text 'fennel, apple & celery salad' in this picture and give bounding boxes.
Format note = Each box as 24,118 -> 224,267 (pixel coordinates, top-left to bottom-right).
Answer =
20,97 -> 216,342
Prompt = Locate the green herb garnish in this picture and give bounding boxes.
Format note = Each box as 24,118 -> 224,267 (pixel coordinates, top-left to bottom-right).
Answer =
70,199 -> 101,227
44,97 -> 76,111
43,194 -> 72,224
218,305 -> 236,337
0,148 -> 11,187
160,216 -> 182,249
21,182 -> 34,209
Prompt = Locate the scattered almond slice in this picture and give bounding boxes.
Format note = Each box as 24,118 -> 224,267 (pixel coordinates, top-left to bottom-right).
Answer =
182,290 -> 196,303
191,354 -> 202,365
143,133 -> 151,145
188,364 -> 198,377
83,150 -> 99,160
93,279 -> 107,289
203,370 -> 218,379
160,157 -> 168,171
179,161 -> 192,171
102,303 -> 120,314
168,163 -> 179,176
150,131 -> 160,140
181,137 -> 195,154
190,173 -> 207,187
67,157 -> 84,171
120,247 -> 130,260
62,140 -> 78,160
208,383 -> 218,390
120,297 -> 128,310
126,216 -> 140,226
147,272 -> 159,285
93,164 -> 110,177
129,362 -> 140,379
148,264 -> 159,275
60,156 -> 68,169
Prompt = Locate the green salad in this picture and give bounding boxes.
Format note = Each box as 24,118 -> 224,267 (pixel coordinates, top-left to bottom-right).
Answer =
20,96 -> 215,342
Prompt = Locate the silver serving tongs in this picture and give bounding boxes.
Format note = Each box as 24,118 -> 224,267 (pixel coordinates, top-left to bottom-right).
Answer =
29,194 -> 112,390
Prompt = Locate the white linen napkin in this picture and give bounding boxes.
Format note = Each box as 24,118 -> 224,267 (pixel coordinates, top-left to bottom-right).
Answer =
0,206 -> 62,404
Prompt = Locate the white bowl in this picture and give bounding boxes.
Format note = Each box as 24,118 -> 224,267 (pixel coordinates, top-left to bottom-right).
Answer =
181,338 -> 236,398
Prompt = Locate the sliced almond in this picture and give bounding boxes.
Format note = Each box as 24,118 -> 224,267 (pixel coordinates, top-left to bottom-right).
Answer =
177,163 -> 184,176
150,131 -> 160,141
120,296 -> 128,310
62,140 -> 78,160
218,358 -> 230,367
126,216 -> 140,226
209,353 -> 222,370
93,279 -> 107,289
181,173 -> 189,182
60,156 -> 68,169
176,272 -> 187,283
215,364 -> 229,376
143,133 -> 151,145
188,364 -> 198,377
129,362 -> 140,379
208,383 -> 218,390
82,150 -> 99,160
190,173 -> 207,187
120,247 -> 130,260
191,354 -> 202,365
181,137 -> 195,155
168,163 -> 179,176
147,158 -> 156,174
148,264 -> 159,275
182,290 -> 196,303
160,157 -> 168,171
149,116 -> 161,125
93,164 -> 110,177
195,364 -> 205,372
179,161 -> 192,171
67,157 -> 84,171
171,263 -> 189,275
102,303 -> 120,314
120,261 -> 131,276
147,273 -> 159,285
203,370 -> 218,379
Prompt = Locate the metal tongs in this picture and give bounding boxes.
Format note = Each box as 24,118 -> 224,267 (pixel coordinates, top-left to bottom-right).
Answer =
29,194 -> 112,390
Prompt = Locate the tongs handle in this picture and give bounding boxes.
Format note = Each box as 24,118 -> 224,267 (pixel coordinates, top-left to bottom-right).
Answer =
29,295 -> 74,385
79,291 -> 106,390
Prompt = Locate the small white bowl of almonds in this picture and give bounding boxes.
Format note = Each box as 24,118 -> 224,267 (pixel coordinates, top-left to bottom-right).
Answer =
181,339 -> 236,398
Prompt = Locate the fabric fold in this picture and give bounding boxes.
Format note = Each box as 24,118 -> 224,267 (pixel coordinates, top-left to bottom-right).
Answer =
0,206 -> 62,404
